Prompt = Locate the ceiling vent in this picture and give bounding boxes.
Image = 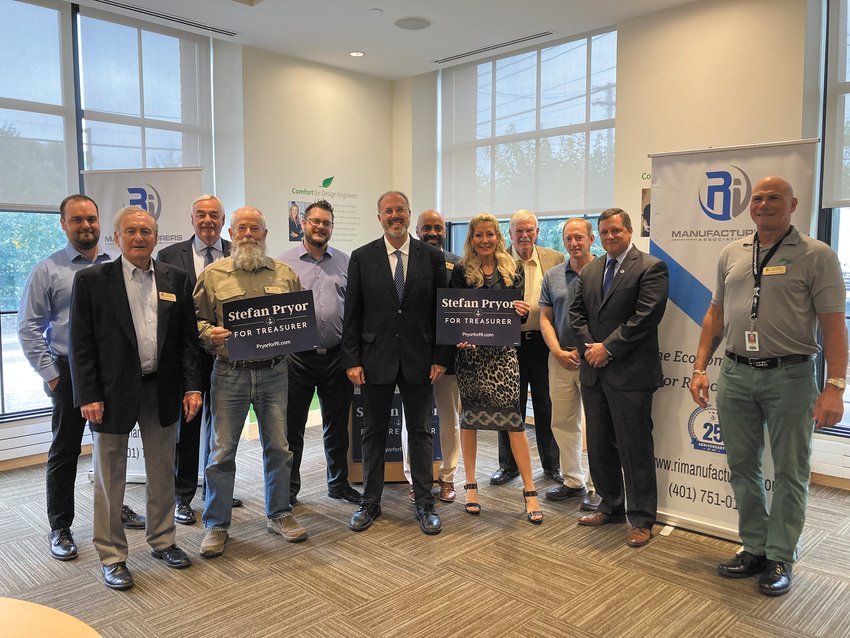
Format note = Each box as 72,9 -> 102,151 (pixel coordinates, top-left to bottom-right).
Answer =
434,31 -> 555,64
89,0 -> 239,37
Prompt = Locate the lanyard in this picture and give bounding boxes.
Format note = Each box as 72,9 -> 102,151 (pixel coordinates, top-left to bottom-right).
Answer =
750,226 -> 792,321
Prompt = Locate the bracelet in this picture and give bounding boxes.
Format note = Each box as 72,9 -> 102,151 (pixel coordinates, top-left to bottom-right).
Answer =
692,369 -> 707,375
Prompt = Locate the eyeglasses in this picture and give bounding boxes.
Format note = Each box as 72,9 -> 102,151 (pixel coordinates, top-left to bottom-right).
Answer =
305,218 -> 334,228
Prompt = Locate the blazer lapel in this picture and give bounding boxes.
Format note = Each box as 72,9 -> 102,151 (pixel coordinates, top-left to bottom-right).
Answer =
154,263 -> 174,363
180,242 -> 197,286
375,239 -> 400,306
402,239 -> 421,304
106,260 -> 138,348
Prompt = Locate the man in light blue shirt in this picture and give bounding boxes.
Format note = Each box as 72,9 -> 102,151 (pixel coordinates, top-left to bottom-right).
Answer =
279,200 -> 360,505
17,194 -> 144,562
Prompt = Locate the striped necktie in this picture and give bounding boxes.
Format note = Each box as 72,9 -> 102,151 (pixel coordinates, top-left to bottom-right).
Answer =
393,250 -> 405,301
602,258 -> 617,297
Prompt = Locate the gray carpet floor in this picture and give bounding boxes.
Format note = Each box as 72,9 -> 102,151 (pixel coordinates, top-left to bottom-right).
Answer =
1,426 -> 850,637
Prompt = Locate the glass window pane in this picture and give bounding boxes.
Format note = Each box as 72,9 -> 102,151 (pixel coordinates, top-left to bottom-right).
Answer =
540,40 -> 586,129
0,108 -> 68,206
475,146 -> 491,213
591,31 -> 617,121
1,211 -> 66,313
3,313 -> 50,412
80,17 -> 141,117
0,0 -> 62,105
146,128 -> 182,167
83,119 -> 142,169
476,62 -> 492,139
495,52 -> 537,136
494,139 -> 535,213
539,133 -> 586,211
588,128 -> 615,208
142,31 -> 182,123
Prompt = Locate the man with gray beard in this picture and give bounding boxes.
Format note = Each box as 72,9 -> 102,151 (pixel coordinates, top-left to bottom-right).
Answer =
194,207 -> 307,558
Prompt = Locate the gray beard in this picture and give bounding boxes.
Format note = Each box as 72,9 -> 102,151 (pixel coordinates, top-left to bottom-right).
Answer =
232,239 -> 266,271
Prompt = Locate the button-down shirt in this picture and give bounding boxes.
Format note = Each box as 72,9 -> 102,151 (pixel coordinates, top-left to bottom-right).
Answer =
17,243 -> 111,382
384,234 -> 410,280
120,257 -> 159,374
194,255 -> 302,358
511,245 -> 543,331
278,243 -> 348,349
539,260 -> 581,349
192,235 -> 225,278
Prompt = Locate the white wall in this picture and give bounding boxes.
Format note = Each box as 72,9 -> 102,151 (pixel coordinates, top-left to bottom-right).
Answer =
239,47 -> 395,256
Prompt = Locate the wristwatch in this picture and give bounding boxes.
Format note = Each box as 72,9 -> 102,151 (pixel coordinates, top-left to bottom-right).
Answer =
826,378 -> 847,391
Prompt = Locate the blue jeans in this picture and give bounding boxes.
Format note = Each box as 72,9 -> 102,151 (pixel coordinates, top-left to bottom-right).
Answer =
203,358 -> 293,530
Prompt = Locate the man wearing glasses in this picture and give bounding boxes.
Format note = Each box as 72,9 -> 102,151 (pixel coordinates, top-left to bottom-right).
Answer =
279,200 -> 361,506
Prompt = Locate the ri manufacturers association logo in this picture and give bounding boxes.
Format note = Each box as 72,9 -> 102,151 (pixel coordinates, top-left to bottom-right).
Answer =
698,166 -> 752,222
687,406 -> 726,454
126,184 -> 163,220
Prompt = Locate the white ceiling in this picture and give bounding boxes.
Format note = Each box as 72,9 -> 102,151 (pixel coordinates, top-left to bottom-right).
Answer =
74,0 -> 700,80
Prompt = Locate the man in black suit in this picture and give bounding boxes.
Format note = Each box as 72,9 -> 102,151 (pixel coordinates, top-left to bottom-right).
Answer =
157,194 -> 241,525
569,208 -> 668,547
342,191 -> 451,535
70,206 -> 203,589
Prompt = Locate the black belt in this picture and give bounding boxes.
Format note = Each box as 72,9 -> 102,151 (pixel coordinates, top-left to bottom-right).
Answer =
725,351 -> 811,370
141,372 -> 158,382
309,343 -> 342,356
217,355 -> 285,369
521,330 -> 541,341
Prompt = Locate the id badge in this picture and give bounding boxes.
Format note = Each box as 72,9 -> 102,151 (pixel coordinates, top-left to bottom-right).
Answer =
745,330 -> 759,352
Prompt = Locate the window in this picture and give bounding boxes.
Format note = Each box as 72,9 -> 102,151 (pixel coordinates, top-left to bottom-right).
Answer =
0,0 -> 212,420
440,31 -> 616,218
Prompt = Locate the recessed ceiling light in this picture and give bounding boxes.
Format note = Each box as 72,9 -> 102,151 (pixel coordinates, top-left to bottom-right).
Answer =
369,8 -> 383,16
349,51 -> 365,57
394,16 -> 432,30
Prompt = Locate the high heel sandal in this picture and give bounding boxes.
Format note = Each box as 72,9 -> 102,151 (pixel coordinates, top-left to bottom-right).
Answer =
523,490 -> 543,525
463,484 -> 481,516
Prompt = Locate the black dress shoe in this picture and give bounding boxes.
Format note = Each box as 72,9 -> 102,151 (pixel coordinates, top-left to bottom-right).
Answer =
328,484 -> 362,504
102,562 -> 134,590
543,470 -> 565,484
49,528 -> 78,561
349,503 -> 382,532
232,497 -> 244,508
717,550 -> 768,579
759,560 -> 792,596
150,544 -> 192,569
415,505 -> 443,535
581,491 -> 602,512
490,468 -> 520,485
174,503 -> 196,525
545,484 -> 587,501
121,505 -> 146,530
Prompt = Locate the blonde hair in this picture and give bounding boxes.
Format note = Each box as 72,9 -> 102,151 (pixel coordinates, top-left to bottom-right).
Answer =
459,213 -> 518,288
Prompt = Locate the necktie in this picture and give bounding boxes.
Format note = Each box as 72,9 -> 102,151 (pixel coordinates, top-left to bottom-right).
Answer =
203,246 -> 215,267
602,258 -> 617,297
393,250 -> 405,301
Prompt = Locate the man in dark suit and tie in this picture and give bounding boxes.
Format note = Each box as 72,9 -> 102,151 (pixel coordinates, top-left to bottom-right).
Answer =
342,191 -> 451,535
157,194 -> 240,525
70,206 -> 203,589
569,208 -> 668,547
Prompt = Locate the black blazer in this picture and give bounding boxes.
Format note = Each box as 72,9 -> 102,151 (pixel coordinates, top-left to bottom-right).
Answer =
342,236 -> 451,385
156,236 -> 232,287
569,246 -> 669,391
69,258 -> 203,434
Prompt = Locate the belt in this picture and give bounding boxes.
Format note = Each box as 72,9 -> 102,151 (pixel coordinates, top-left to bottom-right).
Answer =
521,330 -> 541,341
216,355 -> 285,369
725,351 -> 811,370
141,372 -> 158,382
311,343 -> 342,356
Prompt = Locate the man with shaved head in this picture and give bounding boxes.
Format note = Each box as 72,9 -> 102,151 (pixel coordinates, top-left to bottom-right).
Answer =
691,176 -> 847,596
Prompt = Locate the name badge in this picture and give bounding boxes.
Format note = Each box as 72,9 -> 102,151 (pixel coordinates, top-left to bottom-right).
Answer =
265,286 -> 283,294
159,292 -> 177,302
762,266 -> 786,275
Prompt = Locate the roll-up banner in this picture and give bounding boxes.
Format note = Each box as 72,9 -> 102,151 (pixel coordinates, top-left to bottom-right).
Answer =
649,139 -> 818,540
83,167 -> 203,482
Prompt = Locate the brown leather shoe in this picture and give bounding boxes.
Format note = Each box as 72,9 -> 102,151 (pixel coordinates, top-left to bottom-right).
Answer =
626,527 -> 652,547
577,511 -> 626,526
407,487 -> 415,504
438,480 -> 456,503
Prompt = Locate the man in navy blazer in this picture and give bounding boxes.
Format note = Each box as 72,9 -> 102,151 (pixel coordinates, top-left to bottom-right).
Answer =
70,207 -> 203,589
569,208 -> 668,548
157,194 -> 237,525
342,191 -> 451,535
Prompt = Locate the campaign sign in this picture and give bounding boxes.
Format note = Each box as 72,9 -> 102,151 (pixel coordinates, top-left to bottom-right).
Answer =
436,288 -> 521,346
223,290 -> 318,360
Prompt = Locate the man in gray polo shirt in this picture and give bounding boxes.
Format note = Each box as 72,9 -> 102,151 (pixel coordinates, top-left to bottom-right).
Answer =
691,175 -> 847,597
539,218 -> 600,511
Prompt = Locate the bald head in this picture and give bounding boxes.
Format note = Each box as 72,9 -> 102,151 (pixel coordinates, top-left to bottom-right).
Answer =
749,176 -> 797,242
416,209 -> 446,249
